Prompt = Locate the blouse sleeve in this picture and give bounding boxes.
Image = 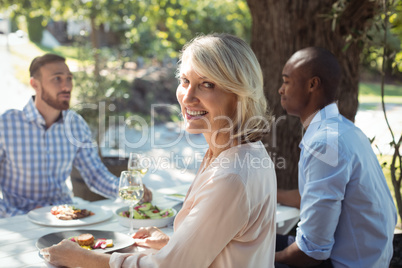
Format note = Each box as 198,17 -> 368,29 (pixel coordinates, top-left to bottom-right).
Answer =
110,173 -> 249,268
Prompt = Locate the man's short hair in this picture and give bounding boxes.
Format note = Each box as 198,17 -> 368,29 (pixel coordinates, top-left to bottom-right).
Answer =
29,54 -> 66,78
297,47 -> 342,103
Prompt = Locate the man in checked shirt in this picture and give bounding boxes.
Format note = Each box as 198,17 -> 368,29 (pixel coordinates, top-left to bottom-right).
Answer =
0,54 -> 151,217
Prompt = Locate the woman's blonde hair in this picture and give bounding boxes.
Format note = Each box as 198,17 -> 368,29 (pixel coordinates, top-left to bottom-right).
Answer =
177,33 -> 269,143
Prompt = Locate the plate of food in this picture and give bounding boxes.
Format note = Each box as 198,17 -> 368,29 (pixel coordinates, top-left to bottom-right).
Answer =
36,230 -> 134,254
28,204 -> 113,227
115,202 -> 177,228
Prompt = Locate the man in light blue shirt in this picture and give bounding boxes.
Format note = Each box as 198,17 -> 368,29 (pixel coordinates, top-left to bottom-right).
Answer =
0,54 -> 151,217
275,47 -> 397,267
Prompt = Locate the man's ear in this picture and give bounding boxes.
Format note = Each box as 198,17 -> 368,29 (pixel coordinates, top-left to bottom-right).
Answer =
30,77 -> 40,93
308,76 -> 321,92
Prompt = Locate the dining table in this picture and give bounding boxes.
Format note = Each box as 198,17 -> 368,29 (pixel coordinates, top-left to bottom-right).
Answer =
0,183 -> 300,268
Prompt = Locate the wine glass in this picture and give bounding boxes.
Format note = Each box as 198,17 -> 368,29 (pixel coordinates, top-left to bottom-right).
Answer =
118,170 -> 144,235
127,152 -> 149,176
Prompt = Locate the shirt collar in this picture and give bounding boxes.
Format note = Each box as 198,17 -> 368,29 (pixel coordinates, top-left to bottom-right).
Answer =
300,102 -> 340,148
23,96 -> 68,125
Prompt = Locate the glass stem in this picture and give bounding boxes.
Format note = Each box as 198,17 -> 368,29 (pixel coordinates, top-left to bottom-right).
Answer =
129,203 -> 134,235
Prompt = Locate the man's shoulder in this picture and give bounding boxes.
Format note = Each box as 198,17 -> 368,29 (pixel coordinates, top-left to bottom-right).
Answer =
0,108 -> 25,122
310,115 -> 353,139
303,116 -> 368,162
64,110 -> 88,124
62,110 -> 93,137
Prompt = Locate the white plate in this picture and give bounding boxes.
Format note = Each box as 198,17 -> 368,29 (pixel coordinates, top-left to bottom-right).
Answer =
28,204 -> 113,227
115,206 -> 177,228
36,230 -> 134,254
163,193 -> 185,202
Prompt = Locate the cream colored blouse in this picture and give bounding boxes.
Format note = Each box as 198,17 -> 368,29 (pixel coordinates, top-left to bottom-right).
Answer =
110,141 -> 277,268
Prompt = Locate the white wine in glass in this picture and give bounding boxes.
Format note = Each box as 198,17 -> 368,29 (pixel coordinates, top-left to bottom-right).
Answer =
119,185 -> 144,202
128,152 -> 149,175
118,171 -> 144,235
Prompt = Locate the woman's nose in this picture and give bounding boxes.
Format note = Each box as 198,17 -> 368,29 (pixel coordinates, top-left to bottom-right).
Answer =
182,85 -> 198,104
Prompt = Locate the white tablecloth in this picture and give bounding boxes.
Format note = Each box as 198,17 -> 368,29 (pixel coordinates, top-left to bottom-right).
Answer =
0,184 -> 299,268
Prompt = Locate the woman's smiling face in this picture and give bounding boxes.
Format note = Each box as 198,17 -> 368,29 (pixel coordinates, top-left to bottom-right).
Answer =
176,62 -> 237,138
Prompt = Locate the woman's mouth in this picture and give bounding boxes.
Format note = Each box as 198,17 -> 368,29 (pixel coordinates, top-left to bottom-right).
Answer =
186,108 -> 208,119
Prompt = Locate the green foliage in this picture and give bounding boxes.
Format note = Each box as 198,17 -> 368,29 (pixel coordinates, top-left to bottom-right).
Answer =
390,1 -> 402,40
1,0 -> 251,60
71,67 -> 133,137
358,82 -> 402,104
71,36 -> 130,104
375,0 -> 402,226
73,0 -> 252,60
359,82 -> 402,97
379,154 -> 402,226
390,1 -> 402,73
26,15 -> 44,43
0,0 -> 251,134
360,0 -> 402,74
325,0 -> 402,75
9,13 -> 19,32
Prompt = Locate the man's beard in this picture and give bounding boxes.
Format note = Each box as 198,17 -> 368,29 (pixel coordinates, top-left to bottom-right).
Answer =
41,85 -> 70,110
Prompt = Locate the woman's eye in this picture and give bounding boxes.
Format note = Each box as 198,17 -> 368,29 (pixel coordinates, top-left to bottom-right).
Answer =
203,82 -> 215,89
179,78 -> 189,85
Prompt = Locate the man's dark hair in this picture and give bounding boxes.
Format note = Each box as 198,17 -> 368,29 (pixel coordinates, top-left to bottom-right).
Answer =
297,47 -> 342,103
29,54 -> 66,78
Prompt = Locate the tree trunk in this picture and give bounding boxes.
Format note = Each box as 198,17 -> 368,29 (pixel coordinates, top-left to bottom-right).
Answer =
247,0 -> 376,189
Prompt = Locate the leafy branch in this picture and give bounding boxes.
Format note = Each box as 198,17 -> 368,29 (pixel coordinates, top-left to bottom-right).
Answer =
380,0 -> 402,226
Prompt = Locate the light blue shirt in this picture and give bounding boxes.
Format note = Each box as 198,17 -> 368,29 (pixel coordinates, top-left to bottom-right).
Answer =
296,103 -> 397,268
0,97 -> 118,217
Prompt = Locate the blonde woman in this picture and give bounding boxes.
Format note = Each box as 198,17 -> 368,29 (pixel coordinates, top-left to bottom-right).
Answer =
41,33 -> 277,268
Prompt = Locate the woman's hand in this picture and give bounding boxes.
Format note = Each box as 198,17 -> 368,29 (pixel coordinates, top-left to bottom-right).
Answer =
40,240 -> 110,268
40,240 -> 85,267
133,226 -> 170,250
